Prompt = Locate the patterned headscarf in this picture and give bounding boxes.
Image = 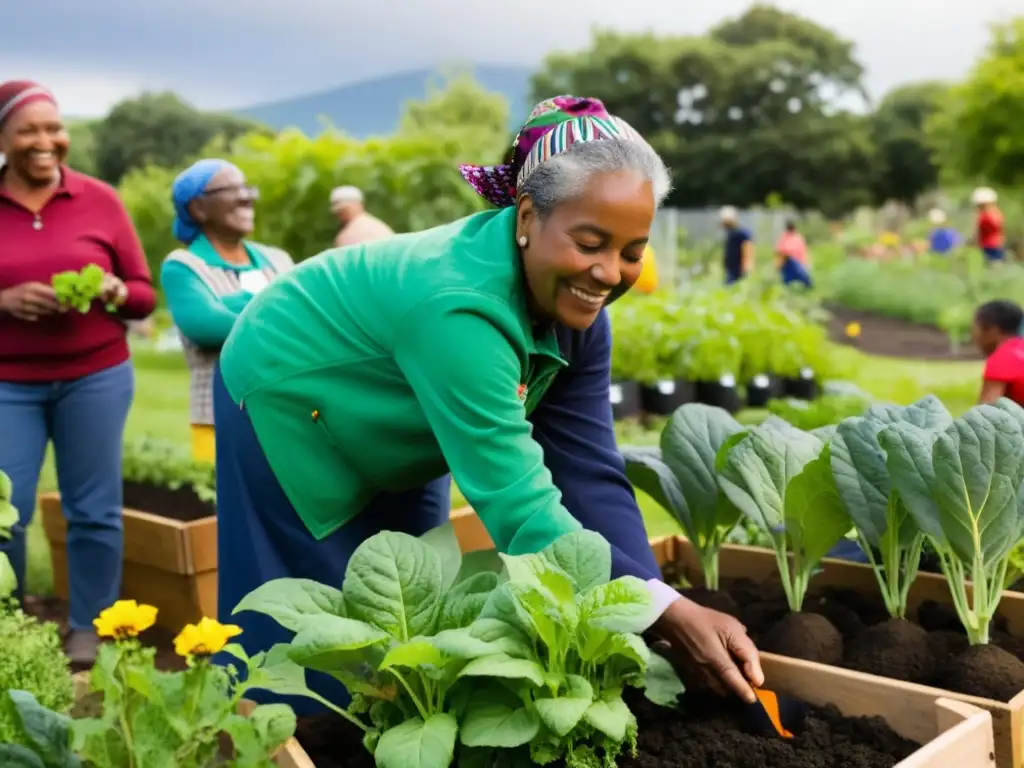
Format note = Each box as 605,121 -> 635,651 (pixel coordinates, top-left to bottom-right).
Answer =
0,81 -> 57,131
460,95 -> 648,208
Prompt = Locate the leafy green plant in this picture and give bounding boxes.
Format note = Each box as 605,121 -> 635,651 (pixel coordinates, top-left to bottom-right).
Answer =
2,601 -> 297,768
51,265 -> 112,314
880,399 -> 1024,644
0,608 -> 75,750
235,526 -> 683,768
830,396 -> 953,618
1,469 -> 17,596
717,421 -> 852,612
621,404 -> 746,589
122,437 -> 215,504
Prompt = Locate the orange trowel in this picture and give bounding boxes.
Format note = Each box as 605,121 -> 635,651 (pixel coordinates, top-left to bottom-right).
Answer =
741,687 -> 806,740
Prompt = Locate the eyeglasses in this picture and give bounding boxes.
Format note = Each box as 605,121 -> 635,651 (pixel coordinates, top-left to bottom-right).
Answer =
202,184 -> 260,200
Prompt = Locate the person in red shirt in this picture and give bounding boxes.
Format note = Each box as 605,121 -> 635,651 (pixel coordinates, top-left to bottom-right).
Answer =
973,300 -> 1024,405
972,187 -> 1005,264
0,81 -> 155,667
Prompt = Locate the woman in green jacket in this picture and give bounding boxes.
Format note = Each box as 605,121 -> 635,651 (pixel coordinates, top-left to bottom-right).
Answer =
216,96 -> 762,713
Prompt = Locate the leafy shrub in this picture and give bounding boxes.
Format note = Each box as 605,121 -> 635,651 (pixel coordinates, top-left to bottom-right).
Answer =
0,606 -> 74,746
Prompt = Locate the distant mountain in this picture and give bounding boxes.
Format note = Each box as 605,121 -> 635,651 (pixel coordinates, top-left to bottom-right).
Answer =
235,65 -> 534,138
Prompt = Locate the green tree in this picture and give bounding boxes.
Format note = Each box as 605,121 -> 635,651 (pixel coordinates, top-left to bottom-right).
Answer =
530,10 -> 873,214
869,81 -> 947,204
93,92 -> 266,185
398,71 -> 511,163
64,119 -> 99,177
930,18 -> 1024,187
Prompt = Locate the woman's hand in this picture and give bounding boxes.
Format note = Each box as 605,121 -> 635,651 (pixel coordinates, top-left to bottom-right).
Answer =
0,281 -> 60,321
651,597 -> 764,703
100,273 -> 129,308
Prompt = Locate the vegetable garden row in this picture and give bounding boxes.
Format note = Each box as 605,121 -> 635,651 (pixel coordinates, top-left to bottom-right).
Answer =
4,388 -> 1022,766
607,286 -> 833,418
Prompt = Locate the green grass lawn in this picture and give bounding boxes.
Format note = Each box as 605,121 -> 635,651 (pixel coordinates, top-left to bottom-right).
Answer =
24,344 -> 983,596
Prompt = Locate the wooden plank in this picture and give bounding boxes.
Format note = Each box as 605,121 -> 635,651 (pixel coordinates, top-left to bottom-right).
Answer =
907,699 -> 997,768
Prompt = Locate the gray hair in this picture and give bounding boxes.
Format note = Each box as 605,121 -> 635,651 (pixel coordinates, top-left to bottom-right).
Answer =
519,138 -> 672,218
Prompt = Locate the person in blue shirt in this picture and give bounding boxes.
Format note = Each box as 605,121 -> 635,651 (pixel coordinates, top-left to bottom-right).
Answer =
720,206 -> 753,284
927,208 -> 961,255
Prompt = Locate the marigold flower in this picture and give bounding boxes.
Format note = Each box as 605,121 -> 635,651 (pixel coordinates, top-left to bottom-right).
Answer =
174,617 -> 243,658
845,322 -> 862,338
93,600 -> 158,639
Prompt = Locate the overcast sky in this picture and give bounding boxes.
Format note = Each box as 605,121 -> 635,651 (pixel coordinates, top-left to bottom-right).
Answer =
3,0 -> 1018,117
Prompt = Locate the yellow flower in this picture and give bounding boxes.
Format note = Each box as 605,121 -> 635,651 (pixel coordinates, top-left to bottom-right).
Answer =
174,617 -> 243,657
878,232 -> 900,248
93,600 -> 158,639
845,322 -> 862,338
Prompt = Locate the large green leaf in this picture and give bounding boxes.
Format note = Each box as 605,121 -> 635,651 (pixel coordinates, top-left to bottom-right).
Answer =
375,714 -> 458,768
831,416 -> 892,546
621,447 -> 689,527
0,469 -> 17,531
343,531 -> 444,641
0,745 -> 46,767
784,444 -> 852,566
439,571 -> 499,630
0,553 -> 16,597
287,615 -> 389,672
420,522 -> 463,593
717,424 -> 821,532
865,395 -> 953,429
534,675 -> 593,736
577,576 -> 655,634
380,638 -> 445,671
460,703 -> 540,748
458,653 -> 546,687
4,691 -> 81,768
584,693 -> 635,742
540,530 -> 611,593
644,652 -> 686,707
232,578 -> 345,632
932,406 -> 1024,566
659,404 -> 746,548
879,422 -> 947,542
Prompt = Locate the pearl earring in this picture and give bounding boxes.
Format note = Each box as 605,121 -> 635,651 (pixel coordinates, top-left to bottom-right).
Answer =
518,235 -> 528,247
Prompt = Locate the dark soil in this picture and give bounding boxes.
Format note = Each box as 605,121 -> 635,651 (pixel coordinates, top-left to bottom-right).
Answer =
292,692 -> 917,768
825,304 -> 983,361
680,575 -> 1024,702
760,613 -> 843,666
293,689 -> 919,768
23,595 -> 185,673
122,480 -> 214,522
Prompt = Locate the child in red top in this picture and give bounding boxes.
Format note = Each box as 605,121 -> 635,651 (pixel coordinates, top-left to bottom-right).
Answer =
972,187 -> 1005,263
973,300 -> 1024,405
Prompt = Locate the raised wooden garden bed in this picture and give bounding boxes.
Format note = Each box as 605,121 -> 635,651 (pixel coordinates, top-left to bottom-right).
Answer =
41,489 -> 217,633
444,508 -> 996,767
655,535 -> 1024,768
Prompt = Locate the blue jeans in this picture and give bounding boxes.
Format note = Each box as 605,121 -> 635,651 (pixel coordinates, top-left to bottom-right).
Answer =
983,246 -> 1005,263
212,365 -> 450,714
780,257 -> 813,288
0,361 -> 134,629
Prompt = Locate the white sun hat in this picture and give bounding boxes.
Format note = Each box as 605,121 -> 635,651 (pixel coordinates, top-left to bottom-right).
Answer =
928,208 -> 947,225
330,185 -> 363,210
971,187 -> 998,206
719,205 -> 739,223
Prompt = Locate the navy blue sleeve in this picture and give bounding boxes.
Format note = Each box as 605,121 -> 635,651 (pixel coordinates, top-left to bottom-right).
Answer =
529,309 -> 662,581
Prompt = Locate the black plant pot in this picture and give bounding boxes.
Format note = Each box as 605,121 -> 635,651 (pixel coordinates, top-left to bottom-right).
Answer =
746,374 -> 783,408
783,369 -> 819,400
609,380 -> 643,421
640,379 -> 697,416
695,377 -> 742,413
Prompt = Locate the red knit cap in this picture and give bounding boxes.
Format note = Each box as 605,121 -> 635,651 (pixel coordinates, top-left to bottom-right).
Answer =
0,81 -> 57,130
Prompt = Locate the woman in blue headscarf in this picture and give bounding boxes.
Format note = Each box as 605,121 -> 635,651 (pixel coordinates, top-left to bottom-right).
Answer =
161,159 -> 293,462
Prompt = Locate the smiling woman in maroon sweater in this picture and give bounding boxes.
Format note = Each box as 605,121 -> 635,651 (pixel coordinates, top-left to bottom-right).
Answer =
0,81 -> 155,667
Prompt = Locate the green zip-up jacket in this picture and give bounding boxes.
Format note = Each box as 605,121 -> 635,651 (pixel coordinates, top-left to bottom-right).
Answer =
219,207 -> 583,555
